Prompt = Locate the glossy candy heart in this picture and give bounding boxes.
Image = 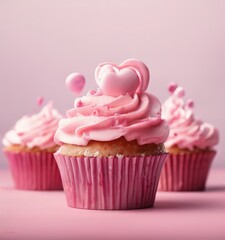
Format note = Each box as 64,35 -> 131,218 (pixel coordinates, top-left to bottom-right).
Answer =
96,65 -> 139,97
95,59 -> 150,97
66,73 -> 85,94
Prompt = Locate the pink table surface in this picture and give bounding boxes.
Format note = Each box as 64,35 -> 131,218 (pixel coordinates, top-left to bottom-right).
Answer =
0,169 -> 225,240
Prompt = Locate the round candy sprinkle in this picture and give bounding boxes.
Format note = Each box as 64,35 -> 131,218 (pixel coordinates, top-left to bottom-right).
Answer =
66,73 -> 85,94
186,99 -> 194,108
37,97 -> 44,106
168,82 -> 178,93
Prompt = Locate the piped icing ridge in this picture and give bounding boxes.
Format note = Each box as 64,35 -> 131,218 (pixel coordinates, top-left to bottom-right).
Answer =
162,83 -> 219,150
3,102 -> 62,149
54,59 -> 169,146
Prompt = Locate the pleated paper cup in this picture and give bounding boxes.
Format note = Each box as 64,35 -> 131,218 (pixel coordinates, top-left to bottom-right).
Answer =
4,150 -> 63,190
158,151 -> 216,191
54,153 -> 167,210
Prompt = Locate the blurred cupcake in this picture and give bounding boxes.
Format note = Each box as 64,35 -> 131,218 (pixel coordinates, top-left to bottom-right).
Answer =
3,102 -> 63,190
54,59 -> 169,210
158,83 -> 219,191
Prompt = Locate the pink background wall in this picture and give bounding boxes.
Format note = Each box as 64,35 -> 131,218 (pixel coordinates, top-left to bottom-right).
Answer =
0,0 -> 224,168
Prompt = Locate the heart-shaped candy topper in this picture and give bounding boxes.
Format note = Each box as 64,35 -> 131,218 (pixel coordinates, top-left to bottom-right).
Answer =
96,65 -> 139,97
95,59 -> 150,97
66,73 -> 85,94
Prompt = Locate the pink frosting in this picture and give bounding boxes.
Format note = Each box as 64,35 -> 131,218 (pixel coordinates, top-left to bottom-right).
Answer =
162,83 -> 219,150
54,59 -> 169,146
3,102 -> 62,149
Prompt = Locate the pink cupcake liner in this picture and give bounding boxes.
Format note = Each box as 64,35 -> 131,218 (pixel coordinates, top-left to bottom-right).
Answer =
54,153 -> 167,210
4,151 -> 63,190
158,151 -> 216,191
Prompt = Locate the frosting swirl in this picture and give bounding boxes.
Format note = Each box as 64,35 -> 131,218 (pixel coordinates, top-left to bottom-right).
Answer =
3,102 -> 62,149
54,59 -> 169,146
162,83 -> 219,150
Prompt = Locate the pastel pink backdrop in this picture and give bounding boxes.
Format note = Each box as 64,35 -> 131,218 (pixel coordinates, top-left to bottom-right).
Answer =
0,0 -> 224,168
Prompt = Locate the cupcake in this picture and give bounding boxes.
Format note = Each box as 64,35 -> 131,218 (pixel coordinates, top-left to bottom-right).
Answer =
158,83 -> 219,191
3,102 -> 63,190
54,59 -> 169,210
